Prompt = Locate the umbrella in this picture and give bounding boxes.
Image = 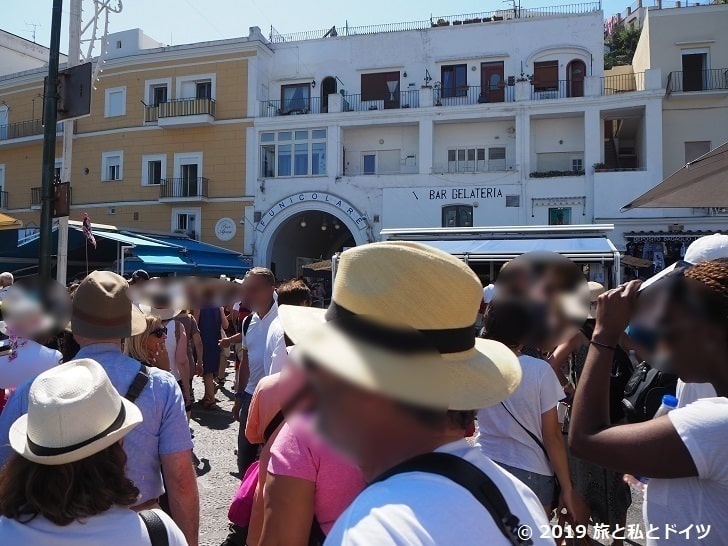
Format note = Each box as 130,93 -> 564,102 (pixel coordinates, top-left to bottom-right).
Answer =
302,259 -> 332,272
0,213 -> 22,230
622,142 -> 728,210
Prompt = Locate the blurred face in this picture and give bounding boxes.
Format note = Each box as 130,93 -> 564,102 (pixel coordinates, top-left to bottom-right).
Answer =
144,320 -> 166,359
244,275 -> 275,314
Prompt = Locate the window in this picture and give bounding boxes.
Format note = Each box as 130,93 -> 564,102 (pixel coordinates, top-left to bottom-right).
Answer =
533,61 -> 559,92
142,154 -> 166,185
363,154 -> 376,175
361,72 -> 400,107
173,153 -> 203,197
172,209 -> 200,240
571,157 -> 584,173
505,195 -> 520,207
102,151 -> 123,181
259,129 -> 327,177
685,141 -> 711,163
104,87 -> 126,117
116,40 -> 122,49
152,85 -> 168,107
447,147 -> 487,173
54,159 -> 63,182
441,64 -> 468,98
488,147 -> 507,171
281,84 -> 311,114
196,81 -> 212,100
442,205 -> 474,228
176,74 -> 216,100
549,207 -> 571,225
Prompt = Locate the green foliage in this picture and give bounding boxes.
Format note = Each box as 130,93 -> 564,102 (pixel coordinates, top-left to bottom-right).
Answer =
604,24 -> 642,69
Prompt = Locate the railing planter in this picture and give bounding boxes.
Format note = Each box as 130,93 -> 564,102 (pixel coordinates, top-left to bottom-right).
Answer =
530,170 -> 585,178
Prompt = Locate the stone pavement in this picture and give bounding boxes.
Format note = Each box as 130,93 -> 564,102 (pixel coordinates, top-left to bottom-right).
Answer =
189,368 -> 645,546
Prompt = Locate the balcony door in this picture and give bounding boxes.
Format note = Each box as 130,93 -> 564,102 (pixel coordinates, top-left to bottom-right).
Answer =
481,62 -> 505,103
152,85 -> 168,107
567,60 -> 586,97
0,106 -> 7,140
181,163 -> 199,197
682,53 -> 706,91
320,77 -> 337,113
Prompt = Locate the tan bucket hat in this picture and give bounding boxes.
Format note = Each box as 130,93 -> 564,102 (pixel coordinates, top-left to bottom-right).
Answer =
71,271 -> 147,339
9,358 -> 142,465
279,241 -> 522,411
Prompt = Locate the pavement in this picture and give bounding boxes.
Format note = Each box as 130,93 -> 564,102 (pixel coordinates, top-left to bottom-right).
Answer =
190,366 -> 645,546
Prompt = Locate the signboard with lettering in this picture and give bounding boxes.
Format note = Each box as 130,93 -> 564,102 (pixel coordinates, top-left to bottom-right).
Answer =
256,192 -> 369,233
215,217 -> 237,241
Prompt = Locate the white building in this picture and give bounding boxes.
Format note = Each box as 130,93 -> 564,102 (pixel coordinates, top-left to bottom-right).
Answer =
243,4 -> 668,281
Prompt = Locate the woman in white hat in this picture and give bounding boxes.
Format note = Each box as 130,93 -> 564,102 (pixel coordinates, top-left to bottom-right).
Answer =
0,358 -> 186,545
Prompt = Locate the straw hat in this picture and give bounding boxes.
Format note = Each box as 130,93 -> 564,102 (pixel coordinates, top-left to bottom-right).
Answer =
71,271 -> 147,339
9,358 -> 142,465
279,241 -> 522,411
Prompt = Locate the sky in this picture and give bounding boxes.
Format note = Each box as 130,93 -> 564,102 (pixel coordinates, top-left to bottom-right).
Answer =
3,0 -> 625,53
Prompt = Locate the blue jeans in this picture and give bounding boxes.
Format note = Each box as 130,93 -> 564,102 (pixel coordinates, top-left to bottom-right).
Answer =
497,461 -> 556,507
236,391 -> 257,476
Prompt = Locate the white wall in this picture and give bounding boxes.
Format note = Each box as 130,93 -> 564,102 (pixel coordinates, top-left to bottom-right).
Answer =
432,120 -> 517,172
343,125 -> 419,175
0,30 -> 65,76
105,29 -> 164,59
530,116 -> 585,172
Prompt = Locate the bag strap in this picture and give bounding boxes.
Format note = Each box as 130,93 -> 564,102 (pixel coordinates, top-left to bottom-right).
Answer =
372,452 -> 532,546
261,385 -> 312,444
125,364 -> 151,403
500,402 -> 550,462
242,314 -> 253,336
139,509 -> 169,546
263,410 -> 284,444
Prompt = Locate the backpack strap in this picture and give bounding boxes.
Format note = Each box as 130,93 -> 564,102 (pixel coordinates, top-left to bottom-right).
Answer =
242,314 -> 253,336
138,509 -> 169,546
126,364 -> 151,403
372,452 -> 533,546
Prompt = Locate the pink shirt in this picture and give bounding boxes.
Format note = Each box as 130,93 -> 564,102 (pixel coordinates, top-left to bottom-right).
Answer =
268,415 -> 366,534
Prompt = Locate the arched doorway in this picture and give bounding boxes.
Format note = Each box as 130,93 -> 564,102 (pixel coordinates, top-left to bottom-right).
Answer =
320,77 -> 337,113
268,210 -> 356,280
567,60 -> 586,98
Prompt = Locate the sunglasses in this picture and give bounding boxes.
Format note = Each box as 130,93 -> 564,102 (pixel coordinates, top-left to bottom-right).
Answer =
151,326 -> 168,338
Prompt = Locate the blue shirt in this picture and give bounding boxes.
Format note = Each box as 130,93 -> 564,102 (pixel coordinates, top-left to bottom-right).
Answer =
0,343 -> 193,503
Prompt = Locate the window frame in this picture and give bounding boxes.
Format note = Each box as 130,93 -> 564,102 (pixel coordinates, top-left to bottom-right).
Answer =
362,153 -> 377,175
280,83 -> 312,114
442,205 -> 474,228
441,64 -> 468,98
104,86 -> 127,118
361,71 -> 401,102
258,129 -> 327,178
533,61 -> 559,92
141,154 -> 167,186
171,207 -> 201,240
176,74 -> 216,101
548,207 -> 572,226
145,78 -> 173,107
101,151 -> 124,182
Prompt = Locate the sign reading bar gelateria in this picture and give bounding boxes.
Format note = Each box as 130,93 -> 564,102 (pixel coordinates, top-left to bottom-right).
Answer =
256,192 -> 369,233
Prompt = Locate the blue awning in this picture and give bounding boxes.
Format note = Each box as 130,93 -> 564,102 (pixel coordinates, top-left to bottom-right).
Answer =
125,254 -> 195,274
141,234 -> 249,275
417,237 -> 617,262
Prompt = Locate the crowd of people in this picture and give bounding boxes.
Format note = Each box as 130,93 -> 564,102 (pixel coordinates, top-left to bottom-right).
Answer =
0,233 -> 727,545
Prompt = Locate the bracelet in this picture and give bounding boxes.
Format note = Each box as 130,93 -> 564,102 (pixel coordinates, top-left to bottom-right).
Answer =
590,339 -> 617,351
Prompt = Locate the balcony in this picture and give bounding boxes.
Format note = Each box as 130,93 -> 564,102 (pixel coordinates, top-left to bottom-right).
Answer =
260,96 -> 322,117
342,90 -> 420,112
666,69 -> 728,95
30,185 -> 72,209
159,177 -> 209,202
530,80 -> 588,100
145,98 -> 216,128
0,190 -> 7,209
435,85 -> 515,106
602,72 -> 645,95
0,119 -> 63,147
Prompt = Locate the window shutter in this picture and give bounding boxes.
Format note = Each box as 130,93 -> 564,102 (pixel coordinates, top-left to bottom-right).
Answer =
361,72 -> 399,101
534,61 -> 558,89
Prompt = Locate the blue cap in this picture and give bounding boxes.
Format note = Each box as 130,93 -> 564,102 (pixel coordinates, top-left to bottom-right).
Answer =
662,394 -> 678,408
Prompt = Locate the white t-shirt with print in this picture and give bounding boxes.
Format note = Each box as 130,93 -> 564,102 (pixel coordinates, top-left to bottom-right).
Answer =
325,439 -> 554,546
644,397 -> 728,546
0,507 -> 186,546
476,354 -> 564,477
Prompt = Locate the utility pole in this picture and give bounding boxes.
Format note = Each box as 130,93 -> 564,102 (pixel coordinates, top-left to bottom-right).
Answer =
38,0 -> 64,282
56,0 -> 82,286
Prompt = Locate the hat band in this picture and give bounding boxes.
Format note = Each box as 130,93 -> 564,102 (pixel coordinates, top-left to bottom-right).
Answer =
27,404 -> 126,457
72,305 -> 131,327
325,301 -> 475,354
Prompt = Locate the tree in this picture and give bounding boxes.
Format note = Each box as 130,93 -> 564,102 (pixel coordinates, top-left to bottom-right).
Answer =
604,24 -> 642,69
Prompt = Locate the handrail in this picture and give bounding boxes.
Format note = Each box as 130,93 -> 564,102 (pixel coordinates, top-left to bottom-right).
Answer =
144,98 -> 216,122
666,68 -> 728,94
601,72 -> 645,95
0,119 -> 63,141
159,177 -> 209,199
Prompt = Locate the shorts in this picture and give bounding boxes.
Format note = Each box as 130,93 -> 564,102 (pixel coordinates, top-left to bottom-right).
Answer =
496,461 -> 555,507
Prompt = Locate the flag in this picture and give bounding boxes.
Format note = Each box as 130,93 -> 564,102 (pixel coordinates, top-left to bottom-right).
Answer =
82,213 -> 96,248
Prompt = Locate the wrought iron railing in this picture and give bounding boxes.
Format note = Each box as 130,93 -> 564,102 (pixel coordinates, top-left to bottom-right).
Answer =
342,90 -> 420,112
0,190 -> 7,209
530,80 -> 586,100
30,186 -> 72,207
260,96 -> 322,117
0,119 -> 63,141
435,85 -> 515,106
666,69 -> 728,95
145,98 -> 216,122
602,72 -> 645,95
159,177 -> 209,199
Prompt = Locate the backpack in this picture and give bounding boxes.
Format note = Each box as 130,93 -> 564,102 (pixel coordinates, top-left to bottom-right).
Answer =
622,361 -> 678,423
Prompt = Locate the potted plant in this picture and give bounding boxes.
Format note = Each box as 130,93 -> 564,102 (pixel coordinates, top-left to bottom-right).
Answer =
453,20 -> 463,25
516,72 -> 533,82
593,162 -> 608,172
436,19 -> 450,26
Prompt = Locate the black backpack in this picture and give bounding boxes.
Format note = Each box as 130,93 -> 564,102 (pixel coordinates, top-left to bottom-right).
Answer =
622,361 -> 678,423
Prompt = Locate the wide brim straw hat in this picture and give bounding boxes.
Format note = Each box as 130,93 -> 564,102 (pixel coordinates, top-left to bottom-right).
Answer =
138,304 -> 182,322
71,271 -> 147,339
279,241 -> 521,411
9,358 -> 142,465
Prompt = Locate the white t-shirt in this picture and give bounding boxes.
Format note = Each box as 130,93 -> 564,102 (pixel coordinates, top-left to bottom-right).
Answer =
0,339 -> 62,389
676,379 -> 716,408
325,439 -> 553,546
477,354 -> 564,476
163,320 -> 181,382
0,507 -> 186,546
243,302 -> 279,395
644,398 -> 728,546
265,316 -> 288,375
483,283 -> 496,304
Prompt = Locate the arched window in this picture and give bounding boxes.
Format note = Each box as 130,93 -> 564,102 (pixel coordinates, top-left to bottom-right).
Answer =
442,205 -> 474,228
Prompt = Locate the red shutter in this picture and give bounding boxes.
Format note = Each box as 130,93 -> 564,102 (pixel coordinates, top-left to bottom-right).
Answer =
533,61 -> 559,90
361,71 -> 400,101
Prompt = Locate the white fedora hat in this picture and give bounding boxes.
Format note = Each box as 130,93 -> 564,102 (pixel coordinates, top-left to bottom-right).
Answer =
9,358 -> 142,465
279,241 -> 522,411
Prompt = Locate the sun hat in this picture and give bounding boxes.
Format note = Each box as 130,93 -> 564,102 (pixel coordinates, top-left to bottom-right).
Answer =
71,271 -> 147,339
585,281 -> 605,319
684,233 -> 728,264
9,358 -> 142,465
279,241 -> 522,411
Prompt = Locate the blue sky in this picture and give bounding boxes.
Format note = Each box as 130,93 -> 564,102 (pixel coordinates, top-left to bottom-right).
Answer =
4,0 -> 624,52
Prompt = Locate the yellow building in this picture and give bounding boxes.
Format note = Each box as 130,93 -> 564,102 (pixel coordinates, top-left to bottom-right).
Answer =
0,28 -> 262,259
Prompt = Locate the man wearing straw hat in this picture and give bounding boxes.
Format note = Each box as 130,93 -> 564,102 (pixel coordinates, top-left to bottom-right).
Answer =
0,271 -> 199,546
278,242 -> 553,545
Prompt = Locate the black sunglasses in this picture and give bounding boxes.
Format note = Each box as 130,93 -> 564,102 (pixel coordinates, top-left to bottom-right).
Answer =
151,326 -> 168,338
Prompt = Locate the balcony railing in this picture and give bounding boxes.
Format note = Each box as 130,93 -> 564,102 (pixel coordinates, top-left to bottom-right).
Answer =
602,72 -> 645,95
145,98 -> 216,122
342,90 -> 420,112
0,190 -> 7,209
31,186 -> 72,207
530,80 -> 586,100
0,119 -> 63,141
435,85 -> 515,106
666,69 -> 728,95
260,96 -> 322,117
159,177 -> 209,200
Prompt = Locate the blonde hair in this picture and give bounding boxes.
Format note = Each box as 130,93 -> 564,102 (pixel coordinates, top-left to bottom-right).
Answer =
124,315 -> 161,363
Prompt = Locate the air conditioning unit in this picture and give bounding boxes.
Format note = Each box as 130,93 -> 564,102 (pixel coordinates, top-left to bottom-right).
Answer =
107,207 -> 117,215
